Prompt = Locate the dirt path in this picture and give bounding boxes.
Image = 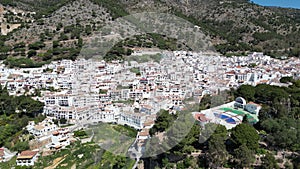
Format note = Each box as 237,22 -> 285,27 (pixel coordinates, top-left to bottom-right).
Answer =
44,155 -> 67,169
71,163 -> 76,169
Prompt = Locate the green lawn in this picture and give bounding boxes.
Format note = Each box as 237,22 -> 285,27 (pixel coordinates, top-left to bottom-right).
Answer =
87,123 -> 136,156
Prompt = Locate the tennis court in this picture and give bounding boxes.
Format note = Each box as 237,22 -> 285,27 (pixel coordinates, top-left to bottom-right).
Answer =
219,107 -> 258,123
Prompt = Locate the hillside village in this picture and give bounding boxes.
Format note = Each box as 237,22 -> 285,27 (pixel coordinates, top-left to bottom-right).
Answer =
0,0 -> 299,168
0,49 -> 299,166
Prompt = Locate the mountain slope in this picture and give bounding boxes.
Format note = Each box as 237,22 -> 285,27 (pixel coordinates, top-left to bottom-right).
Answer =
117,0 -> 300,57
0,0 -> 300,62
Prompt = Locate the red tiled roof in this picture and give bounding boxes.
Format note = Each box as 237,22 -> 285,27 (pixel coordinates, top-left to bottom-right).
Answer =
226,70 -> 235,75
248,102 -> 261,107
17,151 -> 38,159
52,131 -> 59,135
194,114 -> 210,122
20,151 -> 37,157
144,121 -> 154,127
139,129 -> 149,137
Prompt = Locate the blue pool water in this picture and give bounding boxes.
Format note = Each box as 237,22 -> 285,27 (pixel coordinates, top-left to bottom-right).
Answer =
214,113 -> 229,119
220,114 -> 229,119
226,118 -> 236,124
214,113 -> 236,124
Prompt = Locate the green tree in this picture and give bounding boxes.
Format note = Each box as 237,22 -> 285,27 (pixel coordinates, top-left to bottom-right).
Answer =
261,152 -> 279,169
235,85 -> 255,101
231,123 -> 259,151
59,118 -> 67,124
206,134 -> 229,168
78,38 -> 83,48
56,22 -> 63,31
12,141 -> 29,152
28,41 -> 45,50
168,123 -> 201,154
199,123 -> 226,143
242,115 -> 249,124
280,76 -> 294,83
149,110 -> 177,135
292,155 -> 300,169
27,50 -> 37,58
261,118 -> 299,151
112,156 -> 126,169
52,40 -> 59,48
74,130 -> 87,138
234,144 -> 255,168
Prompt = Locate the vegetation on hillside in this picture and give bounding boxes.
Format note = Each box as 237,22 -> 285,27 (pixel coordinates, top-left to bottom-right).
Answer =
143,79 -> 300,168
0,141 -> 135,169
104,33 -> 184,61
118,0 -> 300,58
0,85 -> 45,152
0,0 -> 74,19
90,0 -> 128,19
1,0 -> 299,67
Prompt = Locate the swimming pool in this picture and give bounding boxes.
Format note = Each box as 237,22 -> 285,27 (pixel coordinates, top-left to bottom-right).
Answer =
226,118 -> 236,124
214,113 -> 236,124
220,114 -> 229,119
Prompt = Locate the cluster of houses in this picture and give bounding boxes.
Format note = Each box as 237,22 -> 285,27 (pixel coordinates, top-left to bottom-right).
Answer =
26,117 -> 74,150
0,50 -> 300,166
9,117 -> 75,166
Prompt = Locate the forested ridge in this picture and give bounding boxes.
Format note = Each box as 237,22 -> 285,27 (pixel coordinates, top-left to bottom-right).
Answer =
0,0 -> 300,68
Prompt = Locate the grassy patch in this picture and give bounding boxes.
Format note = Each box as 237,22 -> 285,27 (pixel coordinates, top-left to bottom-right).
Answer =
87,123 -> 136,156
4,57 -> 50,68
112,99 -> 134,105
116,85 -> 130,90
129,67 -> 141,75
74,129 -> 88,139
0,156 -> 17,169
126,53 -> 163,63
60,123 -> 75,128
112,125 -> 138,138
33,142 -> 134,169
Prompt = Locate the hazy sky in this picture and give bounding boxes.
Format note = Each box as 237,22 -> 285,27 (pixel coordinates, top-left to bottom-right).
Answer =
251,0 -> 300,9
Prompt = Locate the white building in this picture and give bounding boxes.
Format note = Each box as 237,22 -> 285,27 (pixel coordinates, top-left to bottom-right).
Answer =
0,147 -> 16,162
16,150 -> 39,166
26,117 -> 58,137
118,111 -> 146,129
46,128 -> 71,150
